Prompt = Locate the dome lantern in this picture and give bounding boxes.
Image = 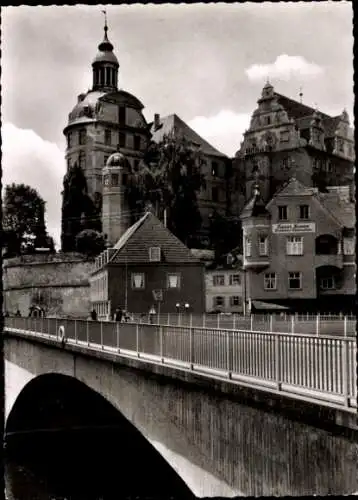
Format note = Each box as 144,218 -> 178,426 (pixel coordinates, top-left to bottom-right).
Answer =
92,11 -> 119,92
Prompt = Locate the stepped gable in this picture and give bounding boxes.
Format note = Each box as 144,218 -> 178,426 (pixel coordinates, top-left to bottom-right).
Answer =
109,211 -> 200,264
150,113 -> 227,158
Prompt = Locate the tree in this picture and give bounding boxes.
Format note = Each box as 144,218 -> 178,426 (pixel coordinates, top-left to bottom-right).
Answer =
61,164 -> 101,252
209,210 -> 242,260
75,229 -> 105,256
133,134 -> 206,245
3,183 -> 53,257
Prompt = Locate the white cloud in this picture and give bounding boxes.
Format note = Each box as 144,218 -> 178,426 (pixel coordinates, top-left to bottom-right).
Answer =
2,123 -> 66,248
245,54 -> 324,82
188,110 -> 251,157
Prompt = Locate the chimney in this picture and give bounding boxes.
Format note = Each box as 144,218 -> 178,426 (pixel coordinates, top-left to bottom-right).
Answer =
154,113 -> 160,131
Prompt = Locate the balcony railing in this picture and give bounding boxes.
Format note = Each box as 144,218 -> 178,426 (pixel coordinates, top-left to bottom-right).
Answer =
5,317 -> 357,411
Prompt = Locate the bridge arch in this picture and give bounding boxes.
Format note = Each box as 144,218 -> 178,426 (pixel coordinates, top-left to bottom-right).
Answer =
5,373 -> 195,498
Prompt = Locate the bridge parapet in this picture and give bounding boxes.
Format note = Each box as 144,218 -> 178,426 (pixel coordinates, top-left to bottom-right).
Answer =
5,317 -> 357,412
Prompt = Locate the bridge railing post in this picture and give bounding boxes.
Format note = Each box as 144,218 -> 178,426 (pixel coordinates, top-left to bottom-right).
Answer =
136,323 -> 139,356
275,335 -> 282,390
100,320 -> 104,349
116,322 -> 120,352
55,317 -> 58,341
86,321 -> 90,346
189,326 -> 194,369
160,326 -> 164,363
48,317 -> 50,339
74,320 -> 77,344
316,314 -> 320,336
226,331 -> 232,378
342,340 -> 350,407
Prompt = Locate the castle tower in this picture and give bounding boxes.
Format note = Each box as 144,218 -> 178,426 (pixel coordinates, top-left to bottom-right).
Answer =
102,147 -> 132,246
63,17 -> 149,207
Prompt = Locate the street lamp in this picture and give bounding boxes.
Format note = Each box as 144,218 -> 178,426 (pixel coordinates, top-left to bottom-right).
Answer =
175,303 -> 180,313
184,303 -> 190,312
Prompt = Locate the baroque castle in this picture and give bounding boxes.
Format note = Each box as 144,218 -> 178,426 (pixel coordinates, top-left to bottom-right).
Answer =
63,21 -> 354,258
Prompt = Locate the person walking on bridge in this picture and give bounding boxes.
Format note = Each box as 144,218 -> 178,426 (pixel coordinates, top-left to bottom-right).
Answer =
115,307 -> 123,322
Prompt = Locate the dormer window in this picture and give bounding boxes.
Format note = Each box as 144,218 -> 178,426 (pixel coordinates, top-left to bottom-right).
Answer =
149,246 -> 161,262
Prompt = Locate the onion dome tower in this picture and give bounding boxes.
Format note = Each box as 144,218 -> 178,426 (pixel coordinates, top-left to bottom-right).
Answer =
102,146 -> 132,247
92,14 -> 119,91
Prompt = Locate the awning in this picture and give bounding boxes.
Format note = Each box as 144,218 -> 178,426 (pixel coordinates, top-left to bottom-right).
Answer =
251,300 -> 290,311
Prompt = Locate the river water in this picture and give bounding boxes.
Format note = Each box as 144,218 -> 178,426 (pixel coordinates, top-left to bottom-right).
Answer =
4,428 -> 195,499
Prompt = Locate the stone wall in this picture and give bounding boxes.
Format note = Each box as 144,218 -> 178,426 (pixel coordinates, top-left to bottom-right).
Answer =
3,253 -> 93,318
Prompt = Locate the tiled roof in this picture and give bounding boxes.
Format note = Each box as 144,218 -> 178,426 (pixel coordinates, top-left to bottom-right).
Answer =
275,93 -> 330,120
109,211 -> 200,264
318,189 -> 355,229
150,114 -> 227,158
272,177 -> 318,198
275,93 -> 341,138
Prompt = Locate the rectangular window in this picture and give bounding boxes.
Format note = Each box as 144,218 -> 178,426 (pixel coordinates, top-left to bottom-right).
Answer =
131,273 -> 145,289
212,186 -> 219,202
213,274 -> 225,286
258,235 -> 268,256
167,273 -> 181,289
230,296 -> 241,307
280,131 -> 290,143
67,132 -> 73,149
343,237 -> 355,255
105,129 -> 112,146
79,129 -> 87,145
288,272 -> 302,290
149,246 -> 161,262
299,205 -> 309,220
245,237 -> 252,257
229,274 -> 241,286
286,236 -> 303,255
213,296 -> 224,307
264,273 -> 277,290
278,205 -> 288,220
118,106 -> 126,125
212,161 -> 219,177
111,173 -> 119,186
119,132 -> 126,148
320,277 -> 336,290
134,135 -> 141,151
79,151 -> 86,169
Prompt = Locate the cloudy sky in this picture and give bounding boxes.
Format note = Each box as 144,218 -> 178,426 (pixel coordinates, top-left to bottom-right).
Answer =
2,3 -> 353,246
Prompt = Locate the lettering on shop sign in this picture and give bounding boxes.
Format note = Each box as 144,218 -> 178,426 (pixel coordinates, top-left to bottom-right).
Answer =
272,222 -> 316,234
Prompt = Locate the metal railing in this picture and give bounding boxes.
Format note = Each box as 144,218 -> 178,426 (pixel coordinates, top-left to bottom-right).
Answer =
5,317 -> 357,411
131,313 -> 357,336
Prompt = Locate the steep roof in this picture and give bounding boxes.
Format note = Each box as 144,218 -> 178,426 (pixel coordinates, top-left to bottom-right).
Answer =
271,177 -> 318,198
240,193 -> 269,219
109,211 -> 201,264
318,188 -> 355,229
150,114 -> 227,158
275,93 -> 341,138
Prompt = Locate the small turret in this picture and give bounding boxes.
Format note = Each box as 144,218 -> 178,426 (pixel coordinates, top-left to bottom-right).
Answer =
102,146 -> 131,246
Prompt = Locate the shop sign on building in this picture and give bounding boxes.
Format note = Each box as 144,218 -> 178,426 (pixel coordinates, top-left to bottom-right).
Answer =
272,222 -> 316,234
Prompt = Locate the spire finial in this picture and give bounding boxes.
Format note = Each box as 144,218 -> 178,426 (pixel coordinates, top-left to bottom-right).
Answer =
102,9 -> 108,32
299,86 -> 303,104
